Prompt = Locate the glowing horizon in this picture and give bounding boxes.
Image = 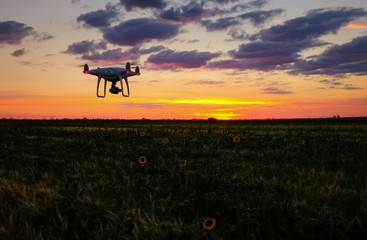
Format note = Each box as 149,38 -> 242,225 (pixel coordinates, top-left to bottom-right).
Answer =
0,0 -> 366,120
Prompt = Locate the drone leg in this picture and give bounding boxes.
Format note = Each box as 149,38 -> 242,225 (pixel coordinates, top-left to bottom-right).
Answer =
119,76 -> 130,97
97,76 -> 106,98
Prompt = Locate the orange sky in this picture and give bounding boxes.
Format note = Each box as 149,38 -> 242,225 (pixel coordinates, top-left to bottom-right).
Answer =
0,0 -> 366,119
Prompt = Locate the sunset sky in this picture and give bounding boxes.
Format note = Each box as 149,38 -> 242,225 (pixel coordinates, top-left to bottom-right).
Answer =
1,0 -> 366,119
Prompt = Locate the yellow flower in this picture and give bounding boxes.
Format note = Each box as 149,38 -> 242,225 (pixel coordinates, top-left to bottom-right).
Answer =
233,136 -> 240,142
179,160 -> 187,167
162,138 -> 169,144
139,156 -> 147,164
203,218 -> 216,230
140,131 -> 145,137
119,144 -> 123,150
2,144 -> 7,149
126,209 -> 136,221
300,140 -> 305,145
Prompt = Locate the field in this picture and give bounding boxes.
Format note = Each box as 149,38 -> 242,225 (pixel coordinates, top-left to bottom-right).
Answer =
0,119 -> 366,239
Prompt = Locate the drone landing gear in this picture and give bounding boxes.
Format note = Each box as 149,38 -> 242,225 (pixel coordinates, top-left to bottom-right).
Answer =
96,77 -> 130,98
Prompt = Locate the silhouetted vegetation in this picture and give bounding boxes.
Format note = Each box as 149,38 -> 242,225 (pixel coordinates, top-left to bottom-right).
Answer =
0,119 -> 366,239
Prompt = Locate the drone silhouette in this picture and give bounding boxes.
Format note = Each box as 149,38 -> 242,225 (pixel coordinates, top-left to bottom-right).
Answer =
83,62 -> 140,97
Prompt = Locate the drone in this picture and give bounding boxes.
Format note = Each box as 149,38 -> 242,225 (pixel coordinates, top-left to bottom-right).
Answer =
83,62 -> 140,97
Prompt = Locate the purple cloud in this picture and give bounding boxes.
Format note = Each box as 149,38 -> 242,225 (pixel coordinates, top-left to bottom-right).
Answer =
64,40 -> 107,54
261,87 -> 292,94
292,35 -> 367,76
120,0 -> 166,11
77,4 -> 119,28
103,18 -> 179,46
209,7 -> 367,73
201,17 -> 240,31
139,45 -> 166,54
160,1 -> 212,23
201,9 -> 283,32
0,21 -> 33,45
238,9 -> 284,25
147,49 -> 221,68
254,8 -> 367,42
82,48 -> 139,62
11,48 -> 25,57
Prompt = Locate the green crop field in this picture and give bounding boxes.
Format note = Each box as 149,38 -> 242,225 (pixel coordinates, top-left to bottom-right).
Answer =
0,119 -> 366,239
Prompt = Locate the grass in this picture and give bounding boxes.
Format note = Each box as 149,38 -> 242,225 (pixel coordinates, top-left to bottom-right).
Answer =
0,119 -> 366,239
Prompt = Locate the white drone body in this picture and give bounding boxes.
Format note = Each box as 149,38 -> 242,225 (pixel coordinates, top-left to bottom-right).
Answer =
83,62 -> 140,97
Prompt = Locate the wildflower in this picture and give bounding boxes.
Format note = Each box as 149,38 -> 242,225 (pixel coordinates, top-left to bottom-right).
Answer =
140,131 -> 145,137
126,209 -> 136,221
139,156 -> 147,164
300,140 -> 305,145
203,218 -> 216,230
2,144 -> 6,149
162,138 -> 169,144
179,160 -> 187,167
233,136 -> 240,142
119,144 -> 123,150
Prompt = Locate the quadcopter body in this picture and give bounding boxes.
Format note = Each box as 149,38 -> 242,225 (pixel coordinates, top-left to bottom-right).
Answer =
83,62 -> 140,97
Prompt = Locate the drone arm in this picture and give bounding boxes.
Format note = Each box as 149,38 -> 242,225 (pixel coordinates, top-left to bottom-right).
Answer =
97,76 -> 106,98
119,76 -> 130,97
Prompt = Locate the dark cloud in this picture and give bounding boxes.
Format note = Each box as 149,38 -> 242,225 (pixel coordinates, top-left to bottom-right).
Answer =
77,4 -> 119,28
82,47 -> 139,62
261,87 -> 292,94
208,0 -> 238,3
292,35 -> 367,76
147,49 -> 221,68
0,21 -> 54,45
210,7 -> 367,74
254,8 -> 367,42
120,0 -> 166,11
71,0 -> 80,4
103,18 -> 179,46
160,1 -> 211,23
238,9 -> 284,25
201,17 -> 240,31
64,40 -> 107,54
227,29 -> 248,41
201,9 -> 283,32
188,80 -> 225,85
0,21 -> 33,45
11,48 -> 25,57
139,45 -> 166,54
65,40 -> 166,63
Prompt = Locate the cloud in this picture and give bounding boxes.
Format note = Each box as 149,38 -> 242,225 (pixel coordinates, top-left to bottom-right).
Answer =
65,40 -> 166,63
77,3 -> 119,28
11,48 -> 26,57
201,9 -> 283,33
120,0 -> 166,11
254,7 -> 367,42
64,40 -> 107,54
159,1 -> 213,23
188,80 -> 225,85
201,17 -> 240,31
102,18 -> 179,46
0,21 -> 33,45
238,9 -> 284,25
292,35 -> 367,76
209,7 -> 367,73
0,21 -> 54,45
147,49 -> 221,69
82,48 -> 140,62
261,87 -> 292,94
71,0 -> 80,4
139,45 -> 166,54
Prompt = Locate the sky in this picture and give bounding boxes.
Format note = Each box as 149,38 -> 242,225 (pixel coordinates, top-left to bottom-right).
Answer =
0,0 -> 366,120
